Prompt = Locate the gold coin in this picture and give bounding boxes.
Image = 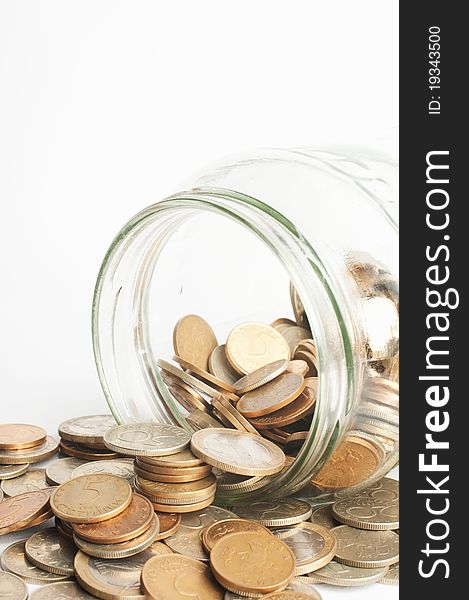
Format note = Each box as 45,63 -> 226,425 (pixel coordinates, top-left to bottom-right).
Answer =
45,457 -> 87,485
74,543 -> 172,600
380,561 -> 399,585
159,359 -> 238,401
134,463 -> 212,483
216,472 -> 267,493
135,473 -> 217,500
211,396 -> 258,434
1,468 -> 51,496
271,318 -> 298,328
234,360 -> 289,394
138,449 -> 204,468
202,518 -> 272,552
155,512 -> 181,540
249,380 -> 316,429
208,345 -> 240,385
264,592 -> 318,600
50,474 -> 132,523
235,499 -> 312,527
0,436 -> 58,465
286,360 -> 309,377
58,415 -> 116,447
0,424 -> 47,450
226,323 -> 291,375
237,373 -> 305,418
332,477 -> 399,530
210,531 -> 295,595
289,283 -> 309,329
0,463 -> 29,480
332,525 -> 399,568
16,506 -> 54,531
149,495 -> 215,513
0,489 -> 52,535
162,376 -> 212,414
174,355 -> 237,394
272,523 -> 336,575
311,435 -> 382,490
186,409 -> 225,431
191,428 -> 286,476
164,505 -> 239,560
142,554 -> 224,600
173,314 -> 218,372
73,514 -> 160,559
1,541 -> 72,586
309,559 -> 389,586
103,422 -> 190,457
25,527 -> 77,576
135,458 -> 211,478
59,439 -> 119,461
0,572 -> 28,600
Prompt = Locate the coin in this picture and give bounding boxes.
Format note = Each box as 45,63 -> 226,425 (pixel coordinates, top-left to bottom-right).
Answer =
284,579 -> 323,598
290,283 -> 309,329
158,359 -> 238,402
0,463 -> 29,480
0,572 -> 28,600
191,429 -> 286,476
277,325 -> 312,354
210,531 -> 295,595
332,477 -> 399,530
209,345 -> 240,385
332,525 -> 399,568
59,415 -> 116,447
0,489 -> 52,534
50,474 -> 132,523
311,435 -> 382,490
308,559 -> 389,586
163,376 -> 212,413
226,323 -> 290,374
174,355 -> 237,394
235,499 -> 312,527
72,493 -> 155,543
263,593 -> 317,600
45,457 -> 87,485
272,523 -> 336,575
0,424 -> 47,450
211,396 -> 258,434
308,505 -> 337,530
164,505 -> 239,560
59,439 -> 120,461
142,554 -> 224,600
56,517 -> 74,541
73,513 -> 160,559
202,518 -> 272,552
72,458 -> 135,482
74,543 -> 171,600
286,360 -> 309,377
216,472 -> 267,494
237,373 -> 305,418
103,423 -> 190,457
25,527 -> 77,575
134,463 -> 212,483
186,409 -> 224,431
1,541 -> 72,585
16,505 -> 54,531
1,468 -> 51,496
135,474 -> 217,501
138,449 -> 203,468
155,512 -> 181,539
29,582 -> 96,599
0,436 -> 58,464
233,360 -> 289,394
173,314 -> 218,372
249,381 -> 316,429
149,495 -> 215,513
380,561 -> 399,585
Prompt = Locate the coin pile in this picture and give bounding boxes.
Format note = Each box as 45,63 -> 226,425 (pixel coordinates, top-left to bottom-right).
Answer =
57,414 -> 121,461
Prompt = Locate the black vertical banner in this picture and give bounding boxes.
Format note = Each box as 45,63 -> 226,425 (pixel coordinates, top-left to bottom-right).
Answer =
400,2 -> 464,596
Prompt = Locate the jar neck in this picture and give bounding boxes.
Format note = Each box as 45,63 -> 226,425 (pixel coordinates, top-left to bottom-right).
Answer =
93,187 -> 361,500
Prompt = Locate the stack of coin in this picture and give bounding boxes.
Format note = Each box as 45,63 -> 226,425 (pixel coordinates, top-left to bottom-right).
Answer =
49,472 -> 160,559
57,414 -> 120,461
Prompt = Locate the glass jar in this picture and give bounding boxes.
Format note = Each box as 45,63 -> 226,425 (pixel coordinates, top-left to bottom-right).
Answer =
92,146 -> 398,505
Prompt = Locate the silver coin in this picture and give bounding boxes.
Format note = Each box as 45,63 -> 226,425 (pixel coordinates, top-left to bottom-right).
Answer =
165,505 -> 239,561
234,498 -> 312,526
1,468 -> 51,496
309,559 -> 390,586
0,436 -> 58,465
25,527 -> 77,575
309,504 -> 337,529
46,457 -> 87,485
59,415 -> 116,445
103,423 -> 190,456
208,345 -> 239,385
29,582 -> 96,599
0,463 -> 29,480
1,541 -> 72,585
332,525 -> 399,568
380,561 -> 399,585
0,571 -> 28,600
71,458 -> 135,482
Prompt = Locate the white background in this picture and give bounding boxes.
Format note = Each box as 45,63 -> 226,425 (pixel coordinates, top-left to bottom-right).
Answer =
0,1 -> 398,598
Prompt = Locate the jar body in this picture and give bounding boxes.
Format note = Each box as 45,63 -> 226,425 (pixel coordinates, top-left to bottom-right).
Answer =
93,147 -> 398,504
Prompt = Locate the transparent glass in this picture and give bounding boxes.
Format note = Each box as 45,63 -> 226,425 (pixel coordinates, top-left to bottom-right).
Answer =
92,146 -> 398,504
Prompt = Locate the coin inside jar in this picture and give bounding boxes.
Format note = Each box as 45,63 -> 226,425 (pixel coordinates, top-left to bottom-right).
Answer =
208,344 -> 240,385
237,372 -> 305,418
233,360 -> 289,394
202,518 -> 272,552
249,380 -> 316,429
173,355 -> 237,394
71,493 -> 155,543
